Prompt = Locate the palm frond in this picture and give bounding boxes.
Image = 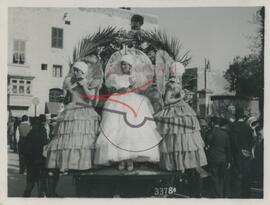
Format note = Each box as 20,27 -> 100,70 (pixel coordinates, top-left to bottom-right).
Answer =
72,26 -> 120,63
68,57 -> 73,71
143,29 -> 191,65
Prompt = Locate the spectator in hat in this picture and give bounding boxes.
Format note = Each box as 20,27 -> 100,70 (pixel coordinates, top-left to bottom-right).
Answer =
199,118 -> 210,144
230,108 -> 254,198
16,115 -> 31,174
219,118 -> 234,198
23,115 -> 48,197
206,117 -> 231,198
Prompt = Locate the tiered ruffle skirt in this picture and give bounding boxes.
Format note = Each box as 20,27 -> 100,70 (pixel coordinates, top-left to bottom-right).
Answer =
46,106 -> 100,171
155,100 -> 207,171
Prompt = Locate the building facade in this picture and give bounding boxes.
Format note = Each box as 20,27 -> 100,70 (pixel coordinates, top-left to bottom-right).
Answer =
8,8 -> 158,117
183,66 -> 232,117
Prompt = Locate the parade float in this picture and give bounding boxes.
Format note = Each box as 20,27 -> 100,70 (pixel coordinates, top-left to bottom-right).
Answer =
62,25 -> 199,197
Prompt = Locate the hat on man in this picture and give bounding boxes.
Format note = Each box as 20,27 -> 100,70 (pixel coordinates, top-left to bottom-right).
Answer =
170,62 -> 185,77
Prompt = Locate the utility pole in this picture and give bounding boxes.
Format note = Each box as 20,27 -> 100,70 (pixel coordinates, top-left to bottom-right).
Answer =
32,97 -> 40,117
204,58 -> 207,89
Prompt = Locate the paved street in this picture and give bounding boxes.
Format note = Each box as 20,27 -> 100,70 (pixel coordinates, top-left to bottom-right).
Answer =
8,147 -> 263,198
8,148 -> 76,197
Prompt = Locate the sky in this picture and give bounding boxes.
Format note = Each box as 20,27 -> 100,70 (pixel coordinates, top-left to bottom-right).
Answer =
133,7 -> 261,71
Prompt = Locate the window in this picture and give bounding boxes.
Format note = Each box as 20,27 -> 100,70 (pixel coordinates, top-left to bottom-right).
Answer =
13,40 -> 26,64
19,80 -> 25,94
9,78 -> 31,95
51,27 -> 63,48
12,85 -> 17,94
26,81 -> 31,94
52,65 -> 63,78
41,64 -> 48,70
49,88 -> 63,102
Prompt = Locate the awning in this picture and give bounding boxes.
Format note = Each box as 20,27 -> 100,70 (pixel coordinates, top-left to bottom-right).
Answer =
197,88 -> 213,94
45,102 -> 62,115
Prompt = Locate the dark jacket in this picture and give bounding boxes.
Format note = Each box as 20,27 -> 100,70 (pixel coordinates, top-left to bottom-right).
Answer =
23,124 -> 48,165
231,121 -> 253,161
206,126 -> 231,164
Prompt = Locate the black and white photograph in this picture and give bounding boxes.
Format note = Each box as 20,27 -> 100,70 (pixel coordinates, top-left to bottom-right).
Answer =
1,0 -> 268,202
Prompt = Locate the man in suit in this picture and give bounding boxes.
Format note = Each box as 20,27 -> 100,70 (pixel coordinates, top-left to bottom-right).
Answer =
206,117 -> 231,198
16,115 -> 32,174
230,109 -> 254,198
23,115 -> 48,197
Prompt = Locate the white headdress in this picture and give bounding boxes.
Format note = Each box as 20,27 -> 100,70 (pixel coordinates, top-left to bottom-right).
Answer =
105,48 -> 153,91
121,55 -> 134,67
72,61 -> 88,74
169,62 -> 185,77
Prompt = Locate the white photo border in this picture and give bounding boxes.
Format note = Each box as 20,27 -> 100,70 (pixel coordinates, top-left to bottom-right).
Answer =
0,0 -> 269,205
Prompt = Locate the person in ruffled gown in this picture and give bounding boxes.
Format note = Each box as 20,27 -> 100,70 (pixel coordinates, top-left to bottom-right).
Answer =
45,61 -> 100,196
154,62 -> 207,172
94,55 -> 162,171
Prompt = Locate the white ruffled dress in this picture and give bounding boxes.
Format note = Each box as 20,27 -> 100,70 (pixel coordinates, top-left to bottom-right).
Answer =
94,74 -> 161,165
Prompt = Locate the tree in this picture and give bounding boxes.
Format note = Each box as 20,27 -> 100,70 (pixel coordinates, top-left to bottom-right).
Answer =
224,54 -> 262,97
251,7 -> 264,60
224,7 -> 264,111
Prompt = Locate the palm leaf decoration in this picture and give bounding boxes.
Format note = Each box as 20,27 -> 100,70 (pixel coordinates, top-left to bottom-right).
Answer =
70,27 -> 192,68
71,26 -> 120,64
142,29 -> 191,66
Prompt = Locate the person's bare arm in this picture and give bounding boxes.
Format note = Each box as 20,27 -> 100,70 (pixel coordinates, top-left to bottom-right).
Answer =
63,77 -> 75,94
164,89 -> 182,105
77,79 -> 96,104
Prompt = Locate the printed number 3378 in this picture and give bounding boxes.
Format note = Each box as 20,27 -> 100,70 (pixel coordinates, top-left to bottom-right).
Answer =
154,187 -> 176,196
